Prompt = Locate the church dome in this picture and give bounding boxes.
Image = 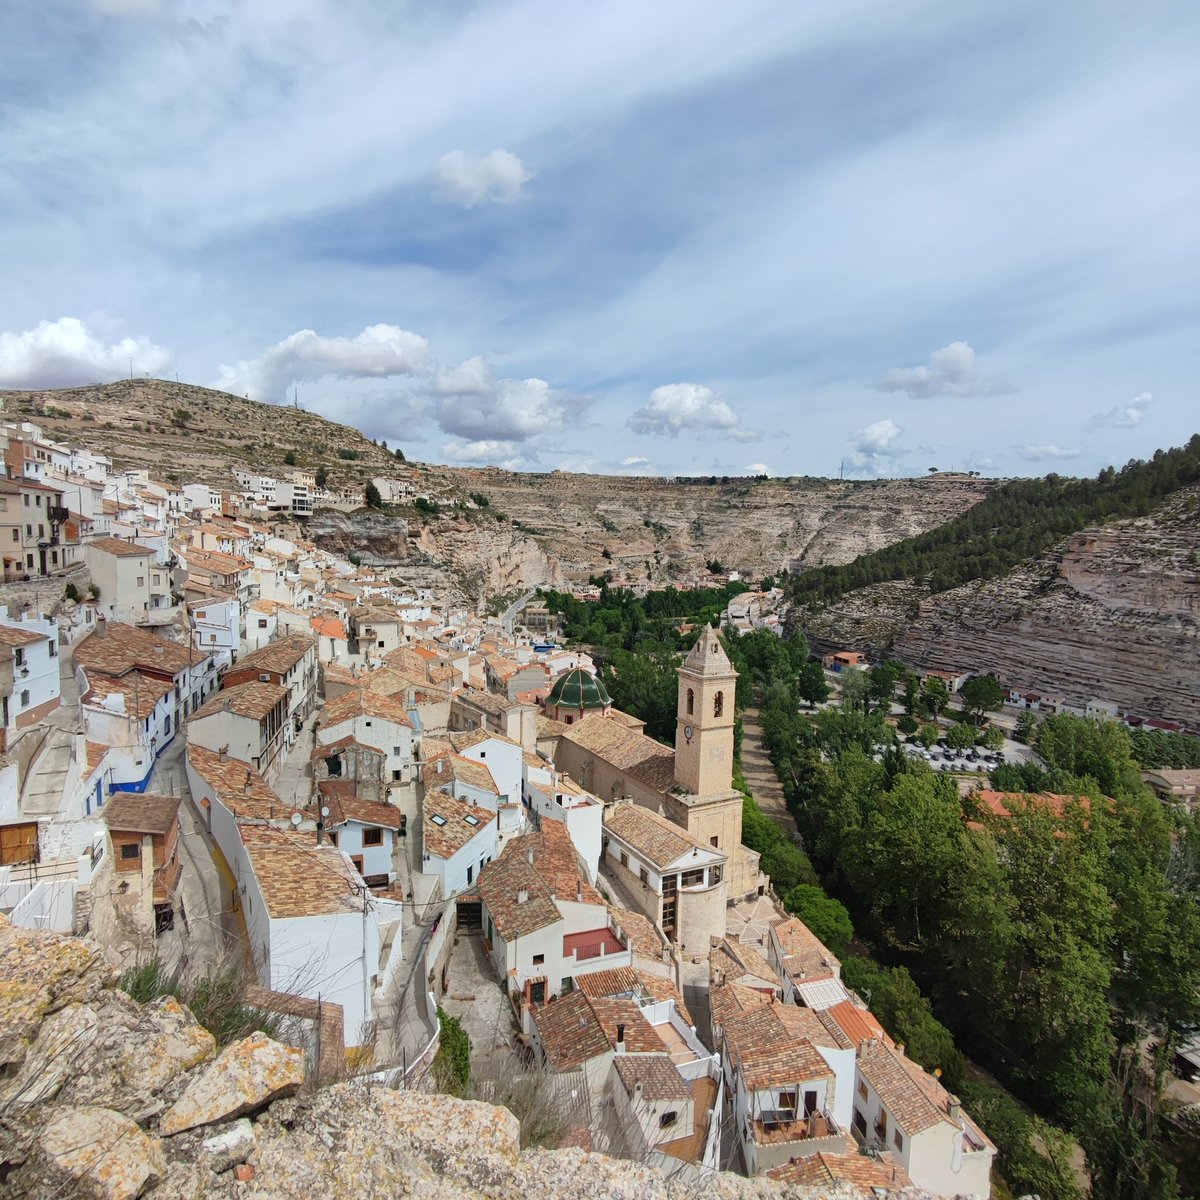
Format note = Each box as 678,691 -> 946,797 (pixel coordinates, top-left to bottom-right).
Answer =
546,667 -> 611,711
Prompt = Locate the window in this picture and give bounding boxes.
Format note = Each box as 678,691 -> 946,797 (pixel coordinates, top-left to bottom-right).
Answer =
19,690 -> 29,708
257,619 -> 268,628
25,554 -> 32,568
35,495 -> 41,507
25,525 -> 31,538
893,1130 -> 904,1152
620,851 -> 628,867
164,716 -> 172,736
561,977 -> 574,995
431,814 -> 447,826
136,576 -> 144,587
48,642 -> 56,657
466,864 -> 473,884
857,1080 -> 868,1101
22,495 -> 29,507
120,842 -> 140,860
709,835 -> 719,848
659,1111 -> 678,1129
532,953 -> 544,966
14,648 -> 24,667
853,1109 -> 867,1137
713,690 -> 724,718
51,551 -> 57,564
10,530 -> 17,542
362,828 -> 383,846
392,746 -> 402,756
351,855 -> 364,875
377,640 -> 385,649
37,524 -> 44,538
392,769 -> 402,782
208,634 -> 217,644
681,868 -> 705,887
326,831 -> 338,847
464,814 -> 480,826
686,687 -> 694,715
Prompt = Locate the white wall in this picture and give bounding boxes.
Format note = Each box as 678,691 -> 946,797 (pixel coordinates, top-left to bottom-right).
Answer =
331,820 -> 395,882
425,822 -> 497,897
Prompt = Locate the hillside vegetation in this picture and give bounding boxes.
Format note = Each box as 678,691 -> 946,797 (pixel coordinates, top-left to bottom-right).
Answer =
789,435 -> 1200,606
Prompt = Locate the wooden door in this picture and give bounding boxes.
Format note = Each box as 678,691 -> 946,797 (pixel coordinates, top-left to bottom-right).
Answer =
0,821 -> 38,865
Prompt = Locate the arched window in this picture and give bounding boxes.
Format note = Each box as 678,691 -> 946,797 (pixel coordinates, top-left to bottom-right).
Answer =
713,691 -> 723,718
686,688 -> 694,715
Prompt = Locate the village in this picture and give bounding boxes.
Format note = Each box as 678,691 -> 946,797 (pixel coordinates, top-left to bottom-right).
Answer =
0,409 -> 1196,1195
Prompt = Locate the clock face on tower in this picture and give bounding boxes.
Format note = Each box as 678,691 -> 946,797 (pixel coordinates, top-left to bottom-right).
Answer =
684,724 -> 694,741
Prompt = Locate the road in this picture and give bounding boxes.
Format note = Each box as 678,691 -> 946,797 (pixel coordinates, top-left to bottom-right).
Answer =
740,707 -> 799,840
500,589 -> 537,635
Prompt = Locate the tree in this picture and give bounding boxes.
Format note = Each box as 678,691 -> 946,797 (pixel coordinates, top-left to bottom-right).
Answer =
364,481 -> 383,509
922,676 -> 950,717
947,721 -> 977,750
171,407 -> 191,429
960,673 -> 1004,725
283,450 -> 297,466
983,725 -> 1005,752
917,723 -> 939,748
897,714 -> 919,735
783,884 -> 854,953
797,661 -> 830,708
394,446 -> 406,462
314,465 -> 328,489
839,667 -> 871,713
1015,709 -> 1038,743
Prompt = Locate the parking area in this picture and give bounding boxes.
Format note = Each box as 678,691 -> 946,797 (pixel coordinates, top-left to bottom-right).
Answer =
438,929 -> 518,1060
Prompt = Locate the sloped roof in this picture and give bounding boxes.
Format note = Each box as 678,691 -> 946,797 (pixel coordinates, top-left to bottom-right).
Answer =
768,1152 -> 911,1194
0,623 -> 50,648
102,792 -> 180,836
681,624 -> 735,677
242,827 -> 366,920
612,1053 -> 691,1102
423,790 -> 495,859
562,718 -> 676,794
187,744 -> 284,821
320,687 -> 413,729
82,670 -> 172,719
75,622 -> 196,678
191,681 -> 287,722
771,915 -> 840,983
326,795 -> 406,830
532,990 -> 660,1070
604,802 -> 708,870
478,845 -> 561,941
86,536 -> 151,558
857,1038 -> 962,1136
231,634 -> 316,676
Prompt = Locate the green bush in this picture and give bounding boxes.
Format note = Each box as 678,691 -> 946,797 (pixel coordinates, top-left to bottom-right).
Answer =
783,884 -> 854,953
433,1007 -> 471,1095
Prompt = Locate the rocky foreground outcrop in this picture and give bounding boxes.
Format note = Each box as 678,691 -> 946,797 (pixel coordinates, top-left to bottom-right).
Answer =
0,917 -> 917,1200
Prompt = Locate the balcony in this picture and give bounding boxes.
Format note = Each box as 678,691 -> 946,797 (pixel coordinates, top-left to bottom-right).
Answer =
753,1109 -> 837,1146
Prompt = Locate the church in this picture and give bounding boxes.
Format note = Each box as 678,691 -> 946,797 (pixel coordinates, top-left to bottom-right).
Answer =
537,626 -> 766,954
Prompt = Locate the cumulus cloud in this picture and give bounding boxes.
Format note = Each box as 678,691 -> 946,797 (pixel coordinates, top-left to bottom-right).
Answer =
212,324 -> 430,402
1085,391 -> 1153,430
621,456 -> 652,467
879,341 -> 1010,399
0,316 -> 171,389
434,149 -> 531,207
431,357 -> 579,442
745,462 -> 774,475
854,418 -> 902,455
439,438 -> 537,471
1017,443 -> 1081,461
627,383 -> 747,437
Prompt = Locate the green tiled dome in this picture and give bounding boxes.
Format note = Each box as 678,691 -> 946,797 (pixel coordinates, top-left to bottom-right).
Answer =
547,667 -> 611,710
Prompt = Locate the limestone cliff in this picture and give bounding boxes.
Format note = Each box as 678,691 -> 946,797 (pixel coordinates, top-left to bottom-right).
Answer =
0,917 -> 909,1200
800,487 -> 1200,727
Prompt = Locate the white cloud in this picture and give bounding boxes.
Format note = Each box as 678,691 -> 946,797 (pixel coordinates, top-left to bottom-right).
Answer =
1085,390 -> 1153,430
440,438 -> 535,471
434,149 -> 531,208
212,324 -> 430,402
627,383 -> 744,437
1016,443 -> 1082,461
879,341 -> 1010,399
854,417 -> 902,455
431,358 -> 578,442
745,462 -> 774,475
621,456 -> 651,467
0,316 -> 171,389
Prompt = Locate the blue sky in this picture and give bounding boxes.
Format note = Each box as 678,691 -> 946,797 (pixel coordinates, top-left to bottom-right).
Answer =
1,0 -> 1197,478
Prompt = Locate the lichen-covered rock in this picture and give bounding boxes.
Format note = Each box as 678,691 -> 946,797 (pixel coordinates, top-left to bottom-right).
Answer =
158,1032 -> 304,1135
19,1105 -> 164,1200
0,1000 -> 99,1106
0,914 -> 114,1067
199,1117 -> 256,1172
57,992 -> 217,1117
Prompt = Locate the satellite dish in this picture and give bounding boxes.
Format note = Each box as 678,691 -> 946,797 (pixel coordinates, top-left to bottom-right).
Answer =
290,812 -> 302,827
321,806 -> 330,818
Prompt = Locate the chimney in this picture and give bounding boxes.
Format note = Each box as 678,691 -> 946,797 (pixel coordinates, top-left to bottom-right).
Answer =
219,745 -> 229,762
517,889 -> 528,905
96,615 -> 108,638
576,880 -> 583,902
948,1095 -> 962,1122
633,1081 -> 642,1102
527,848 -> 535,865
896,1042 -> 905,1056
615,1023 -> 626,1053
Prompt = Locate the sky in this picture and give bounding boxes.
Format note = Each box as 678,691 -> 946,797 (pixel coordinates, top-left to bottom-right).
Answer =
1,1 -> 1197,480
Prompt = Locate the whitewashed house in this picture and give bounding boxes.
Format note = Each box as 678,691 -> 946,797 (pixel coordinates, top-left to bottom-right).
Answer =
0,607 -> 61,730
421,787 -> 498,895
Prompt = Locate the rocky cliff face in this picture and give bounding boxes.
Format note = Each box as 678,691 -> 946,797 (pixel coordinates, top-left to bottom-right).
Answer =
801,487 -> 1200,728
0,917 -> 907,1200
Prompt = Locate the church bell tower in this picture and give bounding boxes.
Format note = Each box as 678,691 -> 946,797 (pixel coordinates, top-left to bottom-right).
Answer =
674,625 -> 738,797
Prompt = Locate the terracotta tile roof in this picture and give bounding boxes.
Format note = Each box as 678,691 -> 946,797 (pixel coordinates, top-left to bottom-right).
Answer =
612,1053 -> 692,1102
232,634 -> 316,676
604,802 -> 708,870
241,827 -> 366,919
771,916 -> 841,983
0,624 -> 49,647
350,604 -> 403,623
536,714 -> 572,740
182,547 -> 252,575
423,789 -> 495,858
478,846 -> 560,940
456,687 -> 522,717
102,792 -> 180,836
711,937 -> 779,988
191,680 -> 287,723
723,1002 -> 833,1090
187,744 -> 285,821
449,728 -> 519,753
532,990 -> 660,1070
361,668 -> 417,698
310,615 -> 348,640
326,795 -> 406,830
82,670 -> 173,719
424,753 -> 497,796
249,599 -> 285,615
85,741 -> 108,776
561,717 -> 676,793
579,968 -> 694,1027
824,999 -> 888,1048
973,790 -> 1091,823
86,536 -> 151,558
768,1152 -> 911,1193
857,1038 -> 967,1136
710,981 -> 774,1034
320,688 -> 412,729
608,905 -> 666,961
76,622 -> 196,678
